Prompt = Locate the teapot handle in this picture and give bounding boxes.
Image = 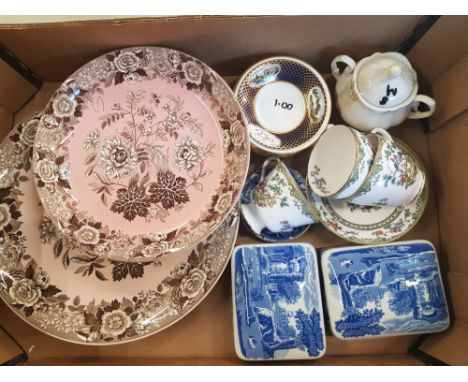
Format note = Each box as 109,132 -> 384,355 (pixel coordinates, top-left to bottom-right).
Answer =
331,55 -> 356,80
408,95 -> 436,119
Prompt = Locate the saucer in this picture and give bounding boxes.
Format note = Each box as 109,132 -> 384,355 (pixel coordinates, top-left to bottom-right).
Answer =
0,114 -> 240,345
306,140 -> 428,244
33,46 -> 249,262
240,168 -> 311,242
321,241 -> 450,339
234,56 -> 331,156
232,243 -> 326,360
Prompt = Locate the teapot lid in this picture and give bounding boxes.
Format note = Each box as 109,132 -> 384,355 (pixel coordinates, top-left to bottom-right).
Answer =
355,52 -> 418,109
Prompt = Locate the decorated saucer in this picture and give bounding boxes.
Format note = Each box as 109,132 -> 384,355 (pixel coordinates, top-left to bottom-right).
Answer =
33,46 -> 249,262
306,140 -> 428,244
321,240 -> 449,339
240,168 -> 311,242
0,114 -> 240,345
234,56 -> 331,156
232,243 -> 326,360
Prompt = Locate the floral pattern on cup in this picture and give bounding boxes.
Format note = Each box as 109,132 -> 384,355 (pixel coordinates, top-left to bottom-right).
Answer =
306,139 -> 429,244
308,125 -> 375,199
350,129 -> 424,207
241,170 -> 312,242
252,162 -> 313,220
244,158 -> 314,234
308,165 -> 329,195
334,129 -> 375,199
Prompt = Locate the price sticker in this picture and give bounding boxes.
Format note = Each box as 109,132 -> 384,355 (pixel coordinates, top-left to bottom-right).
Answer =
254,81 -> 306,134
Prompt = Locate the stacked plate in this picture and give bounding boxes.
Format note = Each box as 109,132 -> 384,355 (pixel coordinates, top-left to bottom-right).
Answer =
0,46 -> 250,344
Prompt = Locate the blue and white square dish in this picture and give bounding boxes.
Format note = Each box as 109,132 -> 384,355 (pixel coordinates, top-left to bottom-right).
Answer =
322,240 -> 450,340
232,243 -> 326,361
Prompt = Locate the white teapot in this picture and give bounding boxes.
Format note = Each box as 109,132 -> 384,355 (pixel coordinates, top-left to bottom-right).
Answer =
331,52 -> 436,131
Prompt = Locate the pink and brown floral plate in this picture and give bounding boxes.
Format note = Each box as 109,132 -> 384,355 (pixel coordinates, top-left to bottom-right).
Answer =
33,46 -> 249,262
1,114 -> 240,344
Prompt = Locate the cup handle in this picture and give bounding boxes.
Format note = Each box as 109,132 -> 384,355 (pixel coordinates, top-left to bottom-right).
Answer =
260,157 -> 281,182
371,127 -> 393,142
331,55 -> 356,80
408,94 -> 436,119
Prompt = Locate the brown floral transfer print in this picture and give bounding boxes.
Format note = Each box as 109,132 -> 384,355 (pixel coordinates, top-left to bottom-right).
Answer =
33,47 -> 248,261
148,170 -> 190,210
82,90 -> 211,222
111,176 -> 151,221
1,115 -> 239,344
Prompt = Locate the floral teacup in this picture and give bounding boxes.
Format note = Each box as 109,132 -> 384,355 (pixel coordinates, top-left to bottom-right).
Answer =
308,124 -> 376,199
350,128 -> 425,207
241,157 -> 315,233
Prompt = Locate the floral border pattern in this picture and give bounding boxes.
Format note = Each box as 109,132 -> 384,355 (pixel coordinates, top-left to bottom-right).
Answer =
1,115 -> 240,344
33,46 -> 249,261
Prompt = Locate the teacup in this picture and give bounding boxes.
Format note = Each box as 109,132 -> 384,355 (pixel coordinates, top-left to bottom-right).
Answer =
241,157 -> 315,233
350,128 -> 425,207
307,124 -> 376,199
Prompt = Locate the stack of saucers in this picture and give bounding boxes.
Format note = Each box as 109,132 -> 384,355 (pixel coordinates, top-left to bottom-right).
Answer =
306,124 -> 428,244
0,46 -> 250,345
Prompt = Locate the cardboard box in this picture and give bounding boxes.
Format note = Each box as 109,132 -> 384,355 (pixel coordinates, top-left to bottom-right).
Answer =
0,15 -> 467,365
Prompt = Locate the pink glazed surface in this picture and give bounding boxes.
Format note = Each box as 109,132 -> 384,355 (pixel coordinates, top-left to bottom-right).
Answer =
67,78 -> 223,236
32,47 -> 249,261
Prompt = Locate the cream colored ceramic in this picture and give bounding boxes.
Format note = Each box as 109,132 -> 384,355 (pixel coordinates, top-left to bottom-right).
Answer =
331,52 -> 436,132
33,46 -> 249,262
306,139 -> 429,244
350,128 -> 425,207
307,124 -> 375,199
234,56 -> 332,157
0,114 -> 240,345
241,157 -> 315,233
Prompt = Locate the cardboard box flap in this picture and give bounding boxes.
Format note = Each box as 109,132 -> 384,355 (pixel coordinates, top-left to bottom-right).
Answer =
0,53 -> 39,113
448,272 -> 468,323
408,16 -> 468,83
417,320 -> 468,366
0,326 -> 26,365
428,112 -> 468,274
430,54 -> 468,131
0,105 -> 12,140
0,15 -> 423,81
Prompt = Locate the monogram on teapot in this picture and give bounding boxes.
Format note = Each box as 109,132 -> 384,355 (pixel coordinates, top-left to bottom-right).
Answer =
331,52 -> 436,131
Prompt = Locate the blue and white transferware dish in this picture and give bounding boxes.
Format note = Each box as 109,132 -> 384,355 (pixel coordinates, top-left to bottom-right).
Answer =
322,240 -> 450,340
235,56 -> 331,157
232,243 -> 326,361
242,158 -> 315,235
240,166 -> 312,242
